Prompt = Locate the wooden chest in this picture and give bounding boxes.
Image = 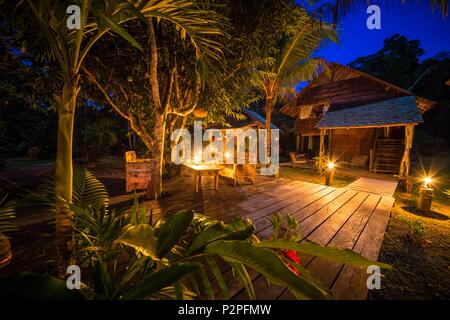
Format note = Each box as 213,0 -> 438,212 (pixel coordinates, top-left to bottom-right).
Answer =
125,161 -> 152,192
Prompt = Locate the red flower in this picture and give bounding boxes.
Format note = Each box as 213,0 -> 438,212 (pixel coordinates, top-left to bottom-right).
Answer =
282,250 -> 301,276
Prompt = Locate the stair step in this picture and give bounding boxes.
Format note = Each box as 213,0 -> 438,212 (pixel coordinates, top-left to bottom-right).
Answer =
375,165 -> 400,169
377,151 -> 402,154
377,154 -> 402,158
377,142 -> 403,146
377,156 -> 402,160
373,169 -> 399,173
377,146 -> 403,149
377,158 -> 402,162
377,139 -> 403,142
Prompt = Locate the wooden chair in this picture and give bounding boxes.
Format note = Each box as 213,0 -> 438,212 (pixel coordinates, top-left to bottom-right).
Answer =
125,151 -> 137,163
219,163 -> 256,186
289,152 -> 308,168
125,151 -> 153,192
348,155 -> 369,168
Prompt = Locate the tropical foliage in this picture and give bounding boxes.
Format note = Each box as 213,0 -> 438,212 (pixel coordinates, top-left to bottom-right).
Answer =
70,170 -> 390,299
0,195 -> 16,237
249,4 -> 337,153
11,168 -> 390,299
0,194 -> 17,269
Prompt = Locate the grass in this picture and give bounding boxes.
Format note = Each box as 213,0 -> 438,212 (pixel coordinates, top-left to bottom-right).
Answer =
3,158 -> 54,170
369,158 -> 450,300
279,166 -> 356,188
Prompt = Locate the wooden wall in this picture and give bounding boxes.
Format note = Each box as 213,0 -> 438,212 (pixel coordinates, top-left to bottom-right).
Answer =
295,118 -> 320,135
330,128 -> 376,162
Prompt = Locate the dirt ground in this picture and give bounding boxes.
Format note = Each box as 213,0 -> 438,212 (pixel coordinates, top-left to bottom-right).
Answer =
369,193 -> 450,300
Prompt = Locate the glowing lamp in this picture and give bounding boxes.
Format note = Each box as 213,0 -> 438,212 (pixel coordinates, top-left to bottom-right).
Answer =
325,161 -> 335,187
424,177 -> 432,188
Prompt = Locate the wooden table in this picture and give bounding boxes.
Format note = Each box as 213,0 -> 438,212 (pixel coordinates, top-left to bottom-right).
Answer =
183,163 -> 222,192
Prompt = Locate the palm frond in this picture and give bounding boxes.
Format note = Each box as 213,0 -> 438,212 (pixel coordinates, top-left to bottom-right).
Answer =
280,58 -> 328,89
72,167 -> 109,208
0,195 -> 17,236
27,166 -> 109,213
277,19 -> 337,78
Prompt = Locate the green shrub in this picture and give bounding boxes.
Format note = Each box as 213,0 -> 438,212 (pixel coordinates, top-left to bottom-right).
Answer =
400,216 -> 426,245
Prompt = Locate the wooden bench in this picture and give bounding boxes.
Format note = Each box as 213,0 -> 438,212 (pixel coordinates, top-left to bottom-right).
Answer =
289,152 -> 308,168
341,155 -> 369,168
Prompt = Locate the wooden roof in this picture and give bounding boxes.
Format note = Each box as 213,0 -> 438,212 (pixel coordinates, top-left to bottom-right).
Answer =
317,96 -> 423,129
210,109 -> 281,131
281,63 -> 435,118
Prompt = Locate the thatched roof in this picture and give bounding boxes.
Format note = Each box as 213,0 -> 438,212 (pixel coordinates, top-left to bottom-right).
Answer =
243,109 -> 280,130
211,109 -> 280,131
281,63 -> 435,118
317,96 -> 423,129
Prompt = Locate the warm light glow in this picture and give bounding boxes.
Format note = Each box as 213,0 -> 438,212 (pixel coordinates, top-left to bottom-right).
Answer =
424,176 -> 432,187
194,153 -> 201,164
225,151 -> 230,159
328,162 -> 335,170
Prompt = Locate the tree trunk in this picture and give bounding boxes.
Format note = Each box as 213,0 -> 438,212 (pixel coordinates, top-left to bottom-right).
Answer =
54,81 -> 78,276
265,101 -> 273,157
149,112 -> 165,199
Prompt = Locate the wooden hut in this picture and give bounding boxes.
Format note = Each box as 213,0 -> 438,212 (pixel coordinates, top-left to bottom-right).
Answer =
207,109 -> 281,185
280,63 -> 435,176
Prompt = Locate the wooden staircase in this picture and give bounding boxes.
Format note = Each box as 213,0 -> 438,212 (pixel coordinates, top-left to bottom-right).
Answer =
372,137 -> 404,174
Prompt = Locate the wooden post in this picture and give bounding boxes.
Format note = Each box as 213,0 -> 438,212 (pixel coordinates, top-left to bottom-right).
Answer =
399,124 -> 414,178
327,129 -> 332,157
296,134 -> 301,154
300,135 -> 305,153
319,129 -> 326,174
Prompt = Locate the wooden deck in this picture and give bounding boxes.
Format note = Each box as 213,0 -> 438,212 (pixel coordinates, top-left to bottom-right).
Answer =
120,172 -> 395,300
347,177 -> 399,197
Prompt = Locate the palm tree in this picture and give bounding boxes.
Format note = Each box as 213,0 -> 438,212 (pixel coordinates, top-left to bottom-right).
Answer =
252,8 -> 337,160
10,0 -> 224,274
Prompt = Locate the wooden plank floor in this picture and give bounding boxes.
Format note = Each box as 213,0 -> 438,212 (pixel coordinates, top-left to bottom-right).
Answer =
347,177 -> 399,197
114,172 -> 395,300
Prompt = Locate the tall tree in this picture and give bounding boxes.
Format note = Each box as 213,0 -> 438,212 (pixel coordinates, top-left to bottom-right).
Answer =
83,9 -> 225,199
250,5 -> 336,158
350,34 -> 424,88
4,0 -> 226,274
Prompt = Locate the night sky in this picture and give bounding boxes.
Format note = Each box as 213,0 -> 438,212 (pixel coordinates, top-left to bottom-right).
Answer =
312,1 -> 450,64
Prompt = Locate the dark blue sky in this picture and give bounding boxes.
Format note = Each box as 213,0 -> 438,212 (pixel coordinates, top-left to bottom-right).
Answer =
313,1 -> 450,64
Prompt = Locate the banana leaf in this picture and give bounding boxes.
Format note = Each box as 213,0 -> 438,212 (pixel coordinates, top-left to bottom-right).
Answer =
123,262 -> 201,300
254,239 -> 392,269
205,240 -> 333,300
